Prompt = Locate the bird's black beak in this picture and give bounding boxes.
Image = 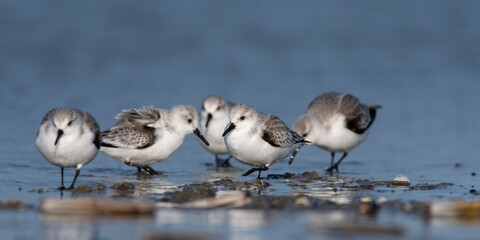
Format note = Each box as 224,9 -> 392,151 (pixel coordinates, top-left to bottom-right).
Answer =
55,129 -> 64,146
222,123 -> 236,137
194,128 -> 210,146
205,113 -> 212,128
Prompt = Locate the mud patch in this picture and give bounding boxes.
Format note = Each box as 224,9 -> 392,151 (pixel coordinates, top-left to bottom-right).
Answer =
0,198 -> 25,209
28,188 -> 49,193
92,183 -> 106,191
112,182 -> 135,191
411,183 -> 454,190
213,178 -> 271,190
163,182 -> 216,203
303,171 -> 326,181
73,185 -> 92,193
355,179 -> 453,190
111,182 -> 136,197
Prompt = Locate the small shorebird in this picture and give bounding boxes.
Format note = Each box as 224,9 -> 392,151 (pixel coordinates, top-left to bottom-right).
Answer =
35,108 -> 101,190
223,104 -> 308,178
198,95 -> 235,167
292,92 -> 381,172
101,105 -> 209,174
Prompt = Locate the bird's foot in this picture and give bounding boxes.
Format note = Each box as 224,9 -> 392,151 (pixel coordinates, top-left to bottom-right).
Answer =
325,165 -> 339,173
215,156 -> 233,168
242,167 -> 269,178
143,166 -> 160,175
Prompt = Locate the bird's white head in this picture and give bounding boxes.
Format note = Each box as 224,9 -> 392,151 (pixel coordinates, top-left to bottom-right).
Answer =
169,105 -> 209,146
222,104 -> 258,137
51,108 -> 82,145
201,95 -> 230,128
292,114 -> 317,144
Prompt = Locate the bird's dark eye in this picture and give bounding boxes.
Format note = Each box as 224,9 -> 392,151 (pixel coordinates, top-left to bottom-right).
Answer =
240,116 -> 245,120
216,106 -> 221,111
188,119 -> 192,123
302,133 -> 308,138
67,121 -> 73,126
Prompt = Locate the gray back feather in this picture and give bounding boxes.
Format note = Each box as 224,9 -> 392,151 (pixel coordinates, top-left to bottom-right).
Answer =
261,114 -> 306,148
102,125 -> 155,149
308,92 -> 376,134
101,106 -> 160,149
84,112 -> 101,148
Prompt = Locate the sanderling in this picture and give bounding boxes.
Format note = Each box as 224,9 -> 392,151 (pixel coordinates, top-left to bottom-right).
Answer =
100,105 -> 209,174
199,95 -> 236,167
35,108 -> 101,190
292,92 -> 381,172
222,104 -> 308,178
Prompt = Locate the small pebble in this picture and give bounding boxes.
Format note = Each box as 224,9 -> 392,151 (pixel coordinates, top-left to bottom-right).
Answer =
294,196 -> 310,208
402,203 -> 413,212
37,188 -> 47,193
1,198 -> 24,209
358,202 -> 378,215
394,175 -> 410,183
472,172 -> 477,176
361,197 -> 372,203
253,179 -> 271,188
392,175 -> 410,187
376,197 -> 387,204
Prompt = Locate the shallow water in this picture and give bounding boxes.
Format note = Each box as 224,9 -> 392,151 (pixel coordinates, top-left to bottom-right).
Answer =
1,0 -> 480,239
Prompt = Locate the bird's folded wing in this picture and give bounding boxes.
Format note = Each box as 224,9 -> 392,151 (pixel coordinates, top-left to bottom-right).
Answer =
84,112 -> 101,148
101,125 -> 155,149
340,94 -> 371,134
261,115 -> 295,148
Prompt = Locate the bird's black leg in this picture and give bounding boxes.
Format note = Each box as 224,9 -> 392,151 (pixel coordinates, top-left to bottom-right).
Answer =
143,166 -> 159,175
242,167 -> 269,178
326,152 -> 348,172
242,168 -> 257,177
258,167 -> 268,179
125,162 -> 144,173
289,148 -> 300,165
215,155 -> 233,168
332,152 -> 348,172
330,152 -> 335,169
325,152 -> 336,172
59,168 -> 65,190
222,155 -> 233,167
67,169 -> 80,190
